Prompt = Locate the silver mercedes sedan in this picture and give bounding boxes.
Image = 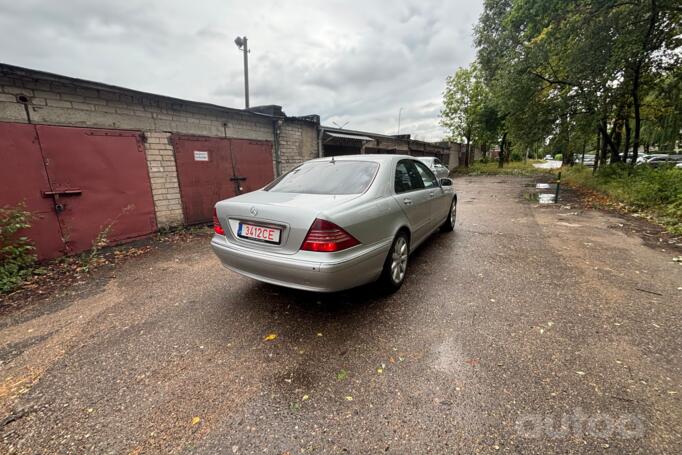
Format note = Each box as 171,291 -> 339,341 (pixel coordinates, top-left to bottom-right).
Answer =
211,154 -> 457,293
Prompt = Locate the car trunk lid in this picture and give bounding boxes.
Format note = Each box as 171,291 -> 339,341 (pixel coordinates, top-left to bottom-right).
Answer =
215,191 -> 360,254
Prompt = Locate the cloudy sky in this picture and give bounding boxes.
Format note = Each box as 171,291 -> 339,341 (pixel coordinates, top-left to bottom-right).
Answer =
0,0 -> 482,141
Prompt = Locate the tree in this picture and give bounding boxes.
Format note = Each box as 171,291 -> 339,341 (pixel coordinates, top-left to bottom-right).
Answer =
471,0 -> 681,166
440,64 -> 487,166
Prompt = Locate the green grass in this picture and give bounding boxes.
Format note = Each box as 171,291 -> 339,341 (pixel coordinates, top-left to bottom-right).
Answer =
452,160 -> 546,176
561,164 -> 682,234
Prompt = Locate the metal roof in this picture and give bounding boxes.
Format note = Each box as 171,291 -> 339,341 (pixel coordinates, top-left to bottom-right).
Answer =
324,131 -> 374,141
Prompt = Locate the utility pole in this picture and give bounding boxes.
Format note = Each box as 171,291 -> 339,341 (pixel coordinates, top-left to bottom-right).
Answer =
234,36 -> 250,108
397,107 -> 403,134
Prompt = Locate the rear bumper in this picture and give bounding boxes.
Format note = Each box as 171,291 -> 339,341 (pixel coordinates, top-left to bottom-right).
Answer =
210,235 -> 391,292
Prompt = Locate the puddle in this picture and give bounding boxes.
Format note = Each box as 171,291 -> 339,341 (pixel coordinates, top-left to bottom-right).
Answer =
539,193 -> 556,204
536,183 -> 551,189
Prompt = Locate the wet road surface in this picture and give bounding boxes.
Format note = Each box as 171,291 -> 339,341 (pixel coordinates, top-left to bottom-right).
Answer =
0,176 -> 680,453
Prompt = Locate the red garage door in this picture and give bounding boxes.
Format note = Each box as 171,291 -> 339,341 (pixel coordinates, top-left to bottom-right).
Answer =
0,123 -> 64,260
0,122 -> 157,259
172,135 -> 273,225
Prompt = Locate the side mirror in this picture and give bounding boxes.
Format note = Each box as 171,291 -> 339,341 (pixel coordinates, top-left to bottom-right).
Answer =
440,178 -> 453,186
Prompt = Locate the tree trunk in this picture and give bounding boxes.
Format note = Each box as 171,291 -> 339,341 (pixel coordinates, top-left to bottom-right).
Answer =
593,128 -> 601,174
631,70 -> 641,165
610,117 -> 623,163
598,120 -> 623,164
632,0 -> 658,165
498,132 -> 507,168
599,120 -> 610,167
465,135 -> 471,167
624,118 -> 631,164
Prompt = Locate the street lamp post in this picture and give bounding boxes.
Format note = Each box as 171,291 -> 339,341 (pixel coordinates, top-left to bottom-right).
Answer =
397,107 -> 403,134
234,36 -> 249,108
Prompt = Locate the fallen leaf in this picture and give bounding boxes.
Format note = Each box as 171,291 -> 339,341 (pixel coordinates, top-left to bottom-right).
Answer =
263,333 -> 278,341
576,371 -> 586,376
466,358 -> 480,367
191,416 -> 201,425
377,368 -> 383,374
345,396 -> 353,401
302,394 -> 309,401
316,332 -> 323,337
336,369 -> 348,380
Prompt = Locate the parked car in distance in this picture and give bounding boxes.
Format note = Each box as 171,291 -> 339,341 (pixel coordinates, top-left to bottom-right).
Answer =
578,155 -> 595,167
637,154 -> 669,165
543,154 -> 554,161
211,155 -> 457,293
416,156 -> 449,179
676,162 -> 682,169
645,155 -> 682,167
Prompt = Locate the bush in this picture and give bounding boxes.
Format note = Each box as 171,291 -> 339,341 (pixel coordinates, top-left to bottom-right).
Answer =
0,205 -> 37,293
554,153 -> 563,161
510,152 -> 523,162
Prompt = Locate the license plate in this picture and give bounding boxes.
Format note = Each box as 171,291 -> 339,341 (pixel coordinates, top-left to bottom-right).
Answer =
238,223 -> 281,244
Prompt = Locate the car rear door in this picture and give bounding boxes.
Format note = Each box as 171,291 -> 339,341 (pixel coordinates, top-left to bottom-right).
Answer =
413,160 -> 450,230
393,159 -> 431,244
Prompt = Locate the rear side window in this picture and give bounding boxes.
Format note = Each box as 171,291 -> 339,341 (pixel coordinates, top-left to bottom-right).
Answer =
414,161 -> 439,188
395,160 -> 425,193
265,160 -> 378,195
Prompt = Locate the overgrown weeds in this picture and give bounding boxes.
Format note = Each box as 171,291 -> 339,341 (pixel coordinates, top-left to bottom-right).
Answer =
0,205 -> 39,293
453,160 -> 546,176
561,164 -> 682,234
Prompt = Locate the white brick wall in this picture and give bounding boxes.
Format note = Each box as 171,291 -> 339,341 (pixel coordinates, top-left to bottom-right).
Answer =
279,121 -> 319,173
143,132 -> 183,227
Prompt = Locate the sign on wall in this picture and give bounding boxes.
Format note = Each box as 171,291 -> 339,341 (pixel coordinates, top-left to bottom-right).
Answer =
193,150 -> 209,161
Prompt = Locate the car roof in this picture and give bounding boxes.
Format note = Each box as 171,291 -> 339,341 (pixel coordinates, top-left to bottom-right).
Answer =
309,154 -> 414,164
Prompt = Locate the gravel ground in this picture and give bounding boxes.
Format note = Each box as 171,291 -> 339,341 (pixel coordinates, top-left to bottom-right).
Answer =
0,176 -> 679,454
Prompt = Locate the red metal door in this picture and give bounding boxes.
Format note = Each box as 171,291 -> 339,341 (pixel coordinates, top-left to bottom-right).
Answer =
172,136 -> 274,225
35,126 -> 157,254
0,122 -> 65,260
230,139 -> 275,194
172,135 -> 236,225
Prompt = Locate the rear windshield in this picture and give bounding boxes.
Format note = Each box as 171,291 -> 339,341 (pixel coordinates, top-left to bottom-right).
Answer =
265,160 -> 379,195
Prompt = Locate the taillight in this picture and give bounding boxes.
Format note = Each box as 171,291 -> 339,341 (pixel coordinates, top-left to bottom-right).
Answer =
301,218 -> 360,252
213,207 -> 225,235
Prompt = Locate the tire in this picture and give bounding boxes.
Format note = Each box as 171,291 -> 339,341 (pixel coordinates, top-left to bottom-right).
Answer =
377,232 -> 410,293
441,198 -> 457,232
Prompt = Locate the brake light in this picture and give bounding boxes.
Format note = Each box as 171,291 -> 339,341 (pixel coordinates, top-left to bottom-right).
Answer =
301,218 -> 360,252
213,207 -> 225,235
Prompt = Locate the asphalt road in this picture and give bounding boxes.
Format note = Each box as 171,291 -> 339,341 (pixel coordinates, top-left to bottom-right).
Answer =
0,176 -> 680,454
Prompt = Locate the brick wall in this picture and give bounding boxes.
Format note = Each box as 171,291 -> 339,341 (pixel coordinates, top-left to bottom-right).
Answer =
279,120 -> 319,173
144,132 -> 183,227
0,72 -> 274,140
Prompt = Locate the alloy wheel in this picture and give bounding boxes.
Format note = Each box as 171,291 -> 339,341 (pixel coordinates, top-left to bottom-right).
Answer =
390,237 -> 408,284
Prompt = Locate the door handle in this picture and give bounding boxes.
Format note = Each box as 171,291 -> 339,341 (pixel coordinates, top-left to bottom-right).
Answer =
428,191 -> 435,198
403,198 -> 413,206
